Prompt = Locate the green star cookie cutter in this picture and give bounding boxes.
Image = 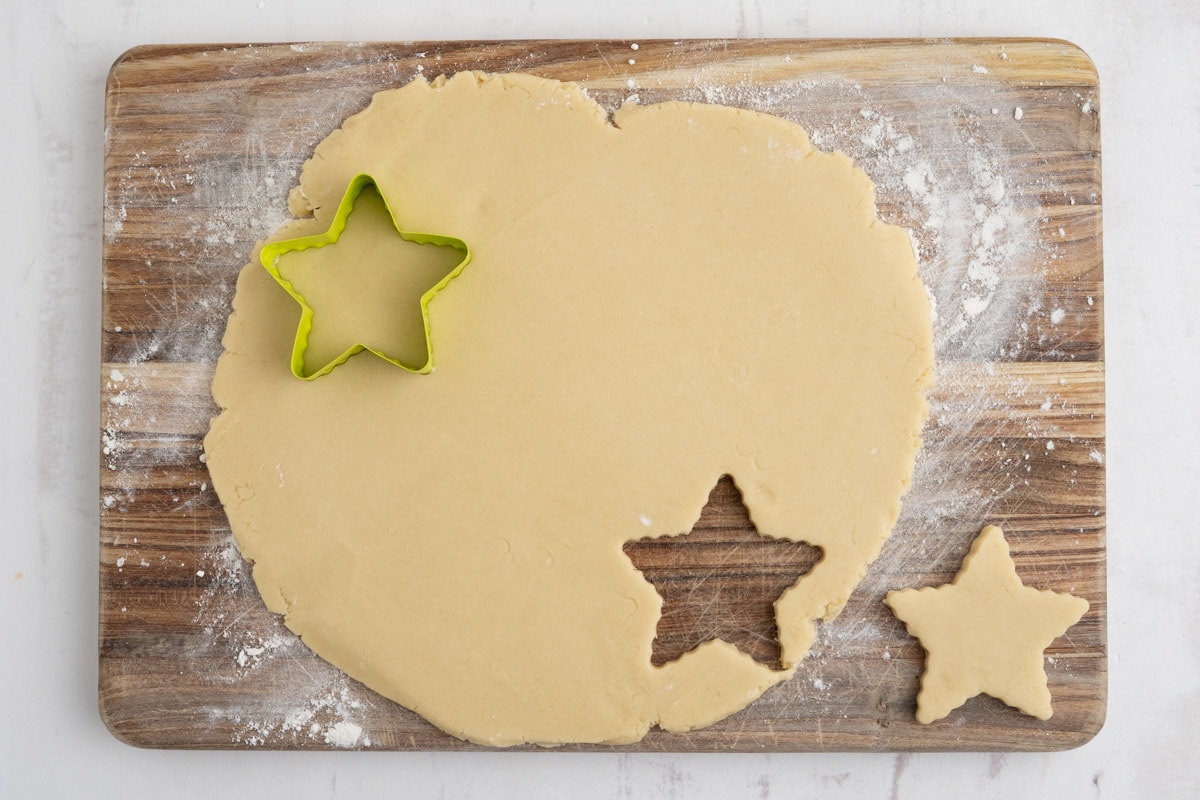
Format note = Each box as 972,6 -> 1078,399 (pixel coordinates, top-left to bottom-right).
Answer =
259,173 -> 472,380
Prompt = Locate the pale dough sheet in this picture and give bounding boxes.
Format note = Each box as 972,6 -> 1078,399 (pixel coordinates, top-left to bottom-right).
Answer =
205,72 -> 934,746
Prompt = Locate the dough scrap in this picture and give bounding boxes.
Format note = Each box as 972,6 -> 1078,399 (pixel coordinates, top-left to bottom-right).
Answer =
205,72 -> 934,746
885,525 -> 1090,723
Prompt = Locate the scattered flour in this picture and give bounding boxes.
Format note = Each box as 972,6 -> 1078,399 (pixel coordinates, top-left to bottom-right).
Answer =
209,675 -> 373,748
102,56 -> 427,747
324,721 -> 365,748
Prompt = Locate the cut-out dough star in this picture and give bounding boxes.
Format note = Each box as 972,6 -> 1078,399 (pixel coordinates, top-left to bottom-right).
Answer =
260,174 -> 471,379
885,525 -> 1089,723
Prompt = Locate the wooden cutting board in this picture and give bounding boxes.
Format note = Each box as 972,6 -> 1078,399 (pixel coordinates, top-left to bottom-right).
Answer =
100,39 -> 1104,751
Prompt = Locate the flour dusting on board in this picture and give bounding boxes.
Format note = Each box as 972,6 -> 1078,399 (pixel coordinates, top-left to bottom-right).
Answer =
102,58 -> 409,747
104,51 -> 1081,746
203,666 -> 375,748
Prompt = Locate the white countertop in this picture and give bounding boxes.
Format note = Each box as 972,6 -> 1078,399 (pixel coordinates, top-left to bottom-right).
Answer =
3,0 -> 1197,796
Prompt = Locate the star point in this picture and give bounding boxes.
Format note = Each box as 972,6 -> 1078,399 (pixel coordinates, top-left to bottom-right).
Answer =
886,525 -> 1089,723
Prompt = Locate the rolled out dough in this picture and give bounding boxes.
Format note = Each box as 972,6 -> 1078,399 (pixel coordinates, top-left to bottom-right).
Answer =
205,72 -> 934,746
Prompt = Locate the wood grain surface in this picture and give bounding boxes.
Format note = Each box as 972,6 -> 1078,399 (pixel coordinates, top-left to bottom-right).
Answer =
100,39 -> 1104,751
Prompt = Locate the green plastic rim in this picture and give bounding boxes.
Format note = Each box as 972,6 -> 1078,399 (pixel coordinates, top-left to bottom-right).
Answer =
259,173 -> 472,380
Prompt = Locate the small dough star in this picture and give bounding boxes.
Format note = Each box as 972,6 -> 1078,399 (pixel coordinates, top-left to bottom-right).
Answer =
261,174 -> 471,379
885,525 -> 1089,723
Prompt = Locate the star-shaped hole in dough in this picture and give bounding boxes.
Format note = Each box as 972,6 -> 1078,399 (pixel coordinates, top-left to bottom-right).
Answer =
885,525 -> 1089,724
623,476 -> 823,671
261,174 -> 471,379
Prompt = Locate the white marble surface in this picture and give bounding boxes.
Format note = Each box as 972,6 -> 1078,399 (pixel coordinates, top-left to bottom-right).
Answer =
2,0 -> 1197,796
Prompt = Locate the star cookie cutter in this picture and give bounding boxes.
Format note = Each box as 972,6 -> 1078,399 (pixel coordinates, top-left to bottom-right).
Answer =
259,173 -> 472,380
